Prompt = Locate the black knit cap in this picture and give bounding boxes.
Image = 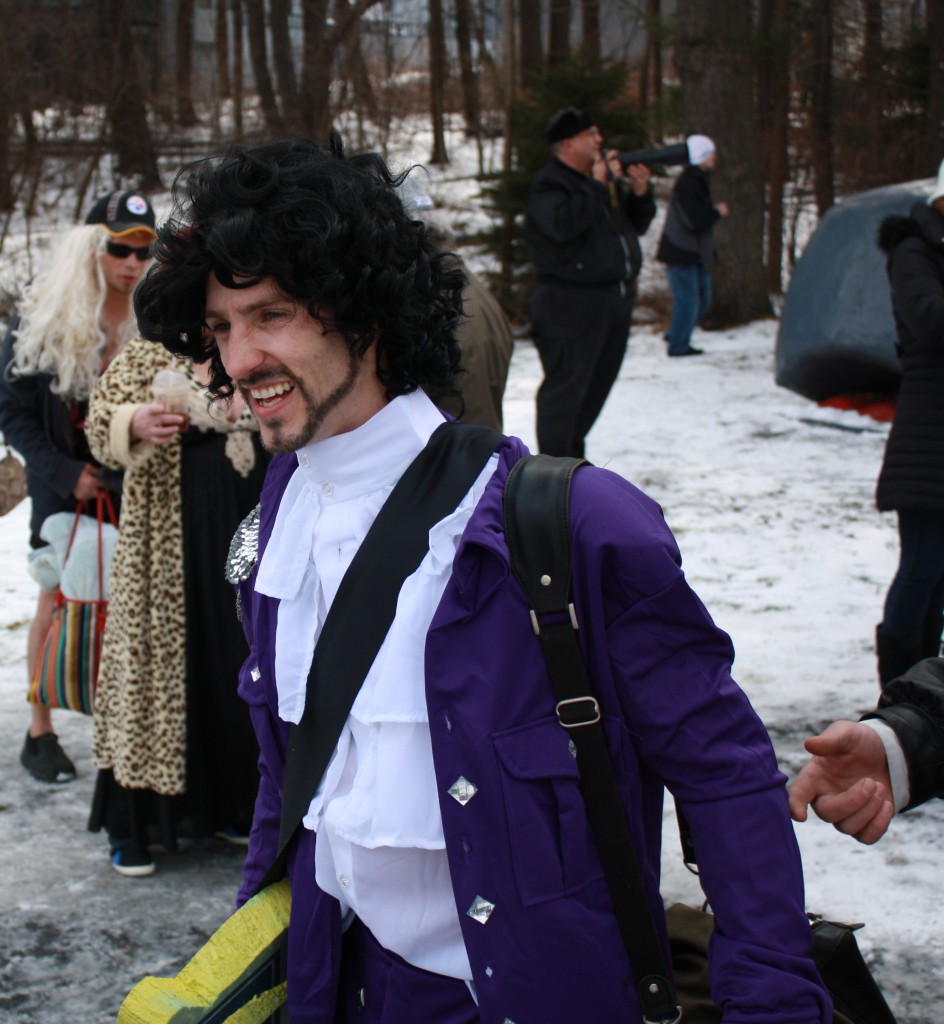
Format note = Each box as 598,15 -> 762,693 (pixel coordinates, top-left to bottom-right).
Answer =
85,190 -> 156,238
545,108 -> 598,144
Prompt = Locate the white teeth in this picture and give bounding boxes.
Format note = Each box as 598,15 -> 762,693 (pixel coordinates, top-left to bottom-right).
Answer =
250,382 -> 293,400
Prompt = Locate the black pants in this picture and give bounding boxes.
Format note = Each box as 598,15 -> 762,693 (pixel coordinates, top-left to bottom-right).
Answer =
531,278 -> 634,458
883,509 -> 944,642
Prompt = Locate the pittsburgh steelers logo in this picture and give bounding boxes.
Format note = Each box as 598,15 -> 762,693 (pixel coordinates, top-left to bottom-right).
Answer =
126,195 -> 149,215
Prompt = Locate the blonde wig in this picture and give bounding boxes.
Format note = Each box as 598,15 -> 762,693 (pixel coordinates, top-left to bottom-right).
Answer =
11,224 -> 138,400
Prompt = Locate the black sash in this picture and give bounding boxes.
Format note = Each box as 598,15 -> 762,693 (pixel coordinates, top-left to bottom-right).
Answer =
258,420 -> 502,891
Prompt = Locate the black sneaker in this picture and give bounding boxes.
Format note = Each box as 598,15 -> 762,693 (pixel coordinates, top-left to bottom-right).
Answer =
20,732 -> 76,783
111,841 -> 156,878
668,346 -> 705,357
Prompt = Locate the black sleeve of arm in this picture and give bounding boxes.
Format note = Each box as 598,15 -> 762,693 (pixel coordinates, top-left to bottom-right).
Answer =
863,657 -> 944,809
625,187 -> 656,235
0,319 -> 84,498
675,175 -> 721,234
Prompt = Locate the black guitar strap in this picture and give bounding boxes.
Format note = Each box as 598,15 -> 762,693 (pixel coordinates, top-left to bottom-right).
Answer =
503,453 -> 682,1024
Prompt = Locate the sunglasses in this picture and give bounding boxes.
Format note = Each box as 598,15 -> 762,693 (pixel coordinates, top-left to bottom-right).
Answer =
105,240 -> 152,262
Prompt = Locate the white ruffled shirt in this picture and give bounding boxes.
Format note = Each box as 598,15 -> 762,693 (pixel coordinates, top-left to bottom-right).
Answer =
255,390 -> 497,980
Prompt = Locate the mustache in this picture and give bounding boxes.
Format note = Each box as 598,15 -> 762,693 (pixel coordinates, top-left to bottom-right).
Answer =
236,369 -> 297,391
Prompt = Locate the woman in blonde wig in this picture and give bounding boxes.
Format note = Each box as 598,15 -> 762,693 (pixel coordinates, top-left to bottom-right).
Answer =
0,190 -> 156,785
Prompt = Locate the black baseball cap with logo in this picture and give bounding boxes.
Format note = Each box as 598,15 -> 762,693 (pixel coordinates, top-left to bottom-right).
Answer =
85,190 -> 157,238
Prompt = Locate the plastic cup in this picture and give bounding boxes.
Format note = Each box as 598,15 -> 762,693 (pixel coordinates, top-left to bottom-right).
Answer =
151,367 -> 191,430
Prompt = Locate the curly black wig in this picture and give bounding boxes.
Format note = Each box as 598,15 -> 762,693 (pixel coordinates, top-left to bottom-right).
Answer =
134,134 -> 465,400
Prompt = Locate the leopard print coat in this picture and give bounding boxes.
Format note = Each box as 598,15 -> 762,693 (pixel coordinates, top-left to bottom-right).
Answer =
86,338 -> 259,795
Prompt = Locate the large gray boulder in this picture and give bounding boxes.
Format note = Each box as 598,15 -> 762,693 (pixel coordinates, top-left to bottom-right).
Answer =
775,179 -> 933,401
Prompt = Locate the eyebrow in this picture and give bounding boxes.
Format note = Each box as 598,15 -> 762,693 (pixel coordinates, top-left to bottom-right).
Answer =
204,293 -> 292,320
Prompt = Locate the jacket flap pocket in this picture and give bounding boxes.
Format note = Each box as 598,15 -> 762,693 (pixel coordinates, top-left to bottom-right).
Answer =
492,717 -> 581,781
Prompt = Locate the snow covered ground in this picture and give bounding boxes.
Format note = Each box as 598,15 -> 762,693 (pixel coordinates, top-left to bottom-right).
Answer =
1,120 -> 941,1020
1,321 -> 941,1022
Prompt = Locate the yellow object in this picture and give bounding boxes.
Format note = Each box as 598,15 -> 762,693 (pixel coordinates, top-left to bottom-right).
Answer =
117,880 -> 290,1024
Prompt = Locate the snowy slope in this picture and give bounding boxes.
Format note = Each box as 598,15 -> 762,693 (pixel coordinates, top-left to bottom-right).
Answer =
1,321 -> 940,1021
1,121 -> 941,1020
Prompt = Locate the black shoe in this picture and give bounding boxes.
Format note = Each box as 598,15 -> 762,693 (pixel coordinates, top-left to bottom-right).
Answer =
20,732 -> 76,783
668,346 -> 704,357
111,840 -> 156,878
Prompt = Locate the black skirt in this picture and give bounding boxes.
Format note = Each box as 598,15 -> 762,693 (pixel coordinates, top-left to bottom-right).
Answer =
90,426 -> 267,848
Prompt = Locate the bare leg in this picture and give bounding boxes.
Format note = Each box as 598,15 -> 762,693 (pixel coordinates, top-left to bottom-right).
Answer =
21,588 -> 76,782
27,588 -> 58,737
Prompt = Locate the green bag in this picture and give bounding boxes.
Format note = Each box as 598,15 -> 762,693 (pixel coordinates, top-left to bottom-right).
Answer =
667,903 -> 898,1024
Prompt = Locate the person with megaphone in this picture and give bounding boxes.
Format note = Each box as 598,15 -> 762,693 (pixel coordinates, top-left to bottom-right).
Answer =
525,108 -> 656,458
657,135 -> 730,357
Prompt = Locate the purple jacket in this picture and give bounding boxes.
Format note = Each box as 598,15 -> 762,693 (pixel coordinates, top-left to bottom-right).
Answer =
235,435 -> 830,1024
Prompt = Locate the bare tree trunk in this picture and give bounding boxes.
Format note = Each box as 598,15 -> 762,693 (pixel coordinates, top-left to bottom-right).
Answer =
675,0 -> 769,324
428,0 -> 450,164
216,0 -> 231,101
758,0 -> 790,295
298,0 -> 384,140
640,0 -> 662,139
176,0 -> 199,126
862,0 -> 882,187
245,0 -> 284,133
925,0 -> 944,173
299,0 -> 334,138
519,0 -> 543,88
336,0 -> 379,124
271,0 -> 299,127
100,0 -> 161,189
809,0 -> 834,215
0,0 -> 12,212
455,0 -> 481,138
471,0 -> 502,88
498,0 -> 515,304
348,36 -> 380,125
232,0 -> 245,141
547,0 -> 570,67
0,78 -> 11,212
581,0 -> 600,64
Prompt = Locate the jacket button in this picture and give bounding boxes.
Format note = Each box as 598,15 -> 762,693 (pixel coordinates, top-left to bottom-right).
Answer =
448,776 -> 478,805
467,896 -> 496,924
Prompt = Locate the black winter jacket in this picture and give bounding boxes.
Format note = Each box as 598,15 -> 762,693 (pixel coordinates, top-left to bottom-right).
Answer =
864,656 -> 944,810
525,158 -> 656,286
0,316 -> 121,545
656,165 -> 721,267
875,203 -> 944,512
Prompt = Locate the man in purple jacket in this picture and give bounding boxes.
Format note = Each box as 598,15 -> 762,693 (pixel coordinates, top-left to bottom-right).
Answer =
134,135 -> 830,1023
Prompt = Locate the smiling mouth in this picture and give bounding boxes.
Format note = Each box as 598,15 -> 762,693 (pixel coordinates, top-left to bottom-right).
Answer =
249,381 -> 295,408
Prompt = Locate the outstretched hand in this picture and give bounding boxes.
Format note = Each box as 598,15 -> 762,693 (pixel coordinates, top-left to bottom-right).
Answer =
788,720 -> 895,845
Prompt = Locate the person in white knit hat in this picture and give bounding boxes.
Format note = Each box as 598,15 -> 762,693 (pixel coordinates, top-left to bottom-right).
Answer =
657,134 -> 730,357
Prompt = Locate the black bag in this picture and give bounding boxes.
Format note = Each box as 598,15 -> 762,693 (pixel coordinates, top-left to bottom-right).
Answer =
666,903 -> 897,1024
809,916 -> 897,1024
504,453 -> 898,1024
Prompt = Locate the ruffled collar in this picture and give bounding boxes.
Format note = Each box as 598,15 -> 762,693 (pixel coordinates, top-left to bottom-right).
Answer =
293,390 -> 445,503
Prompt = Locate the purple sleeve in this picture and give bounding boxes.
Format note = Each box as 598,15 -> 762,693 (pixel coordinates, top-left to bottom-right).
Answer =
235,577 -> 286,907
571,469 -> 831,1022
